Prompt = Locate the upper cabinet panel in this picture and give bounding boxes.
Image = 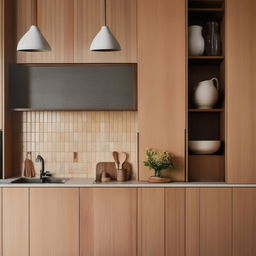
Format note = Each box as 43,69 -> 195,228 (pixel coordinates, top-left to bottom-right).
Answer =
17,0 -> 75,63
16,0 -> 137,63
226,0 -> 256,183
74,0 -> 137,63
137,0 -> 186,181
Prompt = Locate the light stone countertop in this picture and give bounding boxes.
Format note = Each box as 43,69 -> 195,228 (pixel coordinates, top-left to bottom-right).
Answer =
0,177 -> 256,187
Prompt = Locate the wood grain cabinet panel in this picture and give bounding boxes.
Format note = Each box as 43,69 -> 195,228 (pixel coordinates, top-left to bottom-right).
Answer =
3,188 -> 29,256
199,188 -> 232,256
16,0 -> 136,63
226,0 -> 256,183
165,188 -> 185,256
80,188 -> 137,256
186,188 -> 232,256
185,188 -> 200,256
0,0 -> 3,129
138,188 -> 165,256
30,188 -> 79,256
74,0 -> 137,63
137,0 -> 186,181
0,189 -> 2,254
17,0 -> 74,63
233,188 -> 256,256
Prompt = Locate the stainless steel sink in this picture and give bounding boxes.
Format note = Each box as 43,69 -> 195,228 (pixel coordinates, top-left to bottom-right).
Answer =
11,177 -> 69,184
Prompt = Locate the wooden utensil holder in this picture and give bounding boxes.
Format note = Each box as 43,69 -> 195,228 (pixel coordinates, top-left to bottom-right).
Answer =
117,169 -> 128,182
96,162 -> 132,182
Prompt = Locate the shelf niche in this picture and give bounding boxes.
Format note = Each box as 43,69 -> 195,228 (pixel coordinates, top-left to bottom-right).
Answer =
187,0 -> 225,182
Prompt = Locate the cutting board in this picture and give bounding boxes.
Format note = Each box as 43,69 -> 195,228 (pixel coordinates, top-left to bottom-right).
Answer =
96,162 -> 132,182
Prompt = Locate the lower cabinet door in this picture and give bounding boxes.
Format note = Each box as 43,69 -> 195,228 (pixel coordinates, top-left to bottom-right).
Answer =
30,188 -> 79,256
138,188 -> 165,256
186,188 -> 232,256
165,188 -> 185,256
138,188 -> 185,256
3,188 -> 29,256
80,188 -> 137,256
233,188 -> 256,256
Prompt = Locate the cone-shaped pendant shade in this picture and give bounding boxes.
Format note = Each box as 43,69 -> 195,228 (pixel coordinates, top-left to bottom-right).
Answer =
17,25 -> 51,52
90,26 -> 121,51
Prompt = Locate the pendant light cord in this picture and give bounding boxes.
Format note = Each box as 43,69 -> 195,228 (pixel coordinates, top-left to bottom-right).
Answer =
35,0 -> 38,26
104,0 -> 107,26
32,0 -> 38,25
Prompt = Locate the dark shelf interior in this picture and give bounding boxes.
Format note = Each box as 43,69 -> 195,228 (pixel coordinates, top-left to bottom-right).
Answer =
188,8 -> 223,11
188,112 -> 220,140
188,0 -> 224,8
188,8 -> 224,23
188,63 -> 224,108
188,56 -> 224,64
188,108 -> 224,112
188,155 -> 225,182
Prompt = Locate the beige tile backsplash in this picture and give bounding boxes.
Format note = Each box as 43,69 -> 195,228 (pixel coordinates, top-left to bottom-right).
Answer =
18,111 -> 138,179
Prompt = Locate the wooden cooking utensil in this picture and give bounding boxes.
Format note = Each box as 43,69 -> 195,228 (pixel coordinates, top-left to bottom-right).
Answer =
112,151 -> 120,169
96,162 -> 132,182
119,152 -> 127,169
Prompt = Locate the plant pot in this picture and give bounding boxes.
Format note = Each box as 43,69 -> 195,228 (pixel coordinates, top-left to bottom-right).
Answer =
148,176 -> 172,183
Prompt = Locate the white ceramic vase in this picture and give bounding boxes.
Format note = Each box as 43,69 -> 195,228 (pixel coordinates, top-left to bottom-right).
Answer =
194,77 -> 219,109
188,25 -> 205,56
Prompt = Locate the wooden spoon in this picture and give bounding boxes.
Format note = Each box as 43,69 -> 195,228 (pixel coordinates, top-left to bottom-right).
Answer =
119,152 -> 127,170
112,151 -> 120,169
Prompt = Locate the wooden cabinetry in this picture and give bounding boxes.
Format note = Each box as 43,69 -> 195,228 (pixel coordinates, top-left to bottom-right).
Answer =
30,188 -> 79,256
199,188 -> 232,256
0,189 -> 2,254
138,188 -> 165,256
186,188 -> 232,256
16,0 -> 136,63
80,188 -> 137,256
3,188 -> 29,256
138,188 -> 186,256
137,0 -> 186,181
74,0 -> 137,63
0,0 -> 3,130
185,188 -> 200,256
1,187 -> 256,256
226,0 -> 256,183
165,188 -> 185,256
233,188 -> 256,256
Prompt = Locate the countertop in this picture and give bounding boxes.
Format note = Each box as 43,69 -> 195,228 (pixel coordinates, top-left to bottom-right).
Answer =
0,177 -> 256,187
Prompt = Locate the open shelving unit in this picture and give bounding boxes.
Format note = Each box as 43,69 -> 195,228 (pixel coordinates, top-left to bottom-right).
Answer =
186,0 -> 225,182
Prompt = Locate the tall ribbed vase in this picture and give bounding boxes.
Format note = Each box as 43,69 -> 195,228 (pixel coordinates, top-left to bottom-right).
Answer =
205,22 -> 221,56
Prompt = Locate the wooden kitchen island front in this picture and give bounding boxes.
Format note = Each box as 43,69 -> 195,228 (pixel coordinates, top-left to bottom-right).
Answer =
1,181 -> 256,256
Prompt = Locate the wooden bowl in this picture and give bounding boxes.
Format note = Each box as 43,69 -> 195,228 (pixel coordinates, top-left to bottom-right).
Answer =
148,176 -> 172,183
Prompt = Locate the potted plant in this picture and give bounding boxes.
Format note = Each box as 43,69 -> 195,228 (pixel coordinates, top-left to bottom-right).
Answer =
144,148 -> 175,183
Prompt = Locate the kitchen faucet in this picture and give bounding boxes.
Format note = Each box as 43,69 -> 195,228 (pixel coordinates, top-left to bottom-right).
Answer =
36,155 -> 50,179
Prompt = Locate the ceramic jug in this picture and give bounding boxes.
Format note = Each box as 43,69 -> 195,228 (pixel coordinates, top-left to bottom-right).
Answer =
194,77 -> 219,109
188,25 -> 205,56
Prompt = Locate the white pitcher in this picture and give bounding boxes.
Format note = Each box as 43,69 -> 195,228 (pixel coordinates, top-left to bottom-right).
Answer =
194,77 -> 219,109
188,25 -> 205,56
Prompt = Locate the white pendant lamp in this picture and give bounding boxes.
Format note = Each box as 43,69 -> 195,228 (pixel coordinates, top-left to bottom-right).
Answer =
17,0 -> 51,52
90,0 -> 121,51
